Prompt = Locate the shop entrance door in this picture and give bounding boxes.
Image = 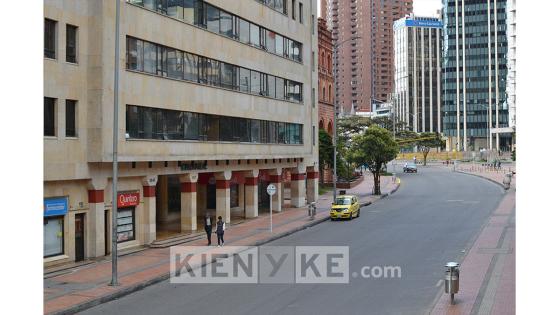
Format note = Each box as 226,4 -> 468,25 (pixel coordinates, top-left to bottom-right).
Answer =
75,213 -> 85,262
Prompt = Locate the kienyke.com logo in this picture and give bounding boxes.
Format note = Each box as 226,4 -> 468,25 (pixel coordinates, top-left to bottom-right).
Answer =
170,246 -> 401,284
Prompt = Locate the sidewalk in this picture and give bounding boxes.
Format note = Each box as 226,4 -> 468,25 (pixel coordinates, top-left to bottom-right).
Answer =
44,174 -> 399,315
430,166 -> 515,315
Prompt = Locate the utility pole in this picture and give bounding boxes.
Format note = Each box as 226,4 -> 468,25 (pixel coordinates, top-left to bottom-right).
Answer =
110,0 -> 121,287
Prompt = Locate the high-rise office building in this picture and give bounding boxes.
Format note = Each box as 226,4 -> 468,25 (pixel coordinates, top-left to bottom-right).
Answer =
442,0 -> 511,151
393,15 -> 442,133
326,0 -> 412,114
506,0 -> 516,146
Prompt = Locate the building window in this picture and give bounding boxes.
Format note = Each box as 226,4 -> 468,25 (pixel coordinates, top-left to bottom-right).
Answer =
292,0 -> 296,19
299,2 -> 303,23
126,105 -> 304,144
65,100 -> 77,137
66,24 -> 78,63
126,0 -> 302,63
126,36 -> 302,103
44,19 -> 57,59
44,216 -> 64,257
117,207 -> 135,243
44,97 -> 56,137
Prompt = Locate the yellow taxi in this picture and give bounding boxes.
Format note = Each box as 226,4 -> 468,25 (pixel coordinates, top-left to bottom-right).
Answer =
330,195 -> 360,220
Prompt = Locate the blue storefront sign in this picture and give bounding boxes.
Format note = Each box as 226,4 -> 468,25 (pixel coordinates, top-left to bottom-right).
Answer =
405,19 -> 443,28
44,197 -> 68,217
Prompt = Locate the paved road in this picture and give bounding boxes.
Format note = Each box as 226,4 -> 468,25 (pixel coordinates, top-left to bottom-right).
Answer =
81,166 -> 503,315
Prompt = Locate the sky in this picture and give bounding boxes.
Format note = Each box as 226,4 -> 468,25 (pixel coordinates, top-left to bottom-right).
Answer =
318,0 -> 443,18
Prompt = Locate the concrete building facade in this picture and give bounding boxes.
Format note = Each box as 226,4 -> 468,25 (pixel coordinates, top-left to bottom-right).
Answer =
325,0 -> 412,114
44,0 -> 318,266
442,0 -> 511,151
393,16 -> 442,134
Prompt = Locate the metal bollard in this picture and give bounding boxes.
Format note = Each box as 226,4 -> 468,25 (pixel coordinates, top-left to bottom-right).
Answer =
445,262 -> 460,304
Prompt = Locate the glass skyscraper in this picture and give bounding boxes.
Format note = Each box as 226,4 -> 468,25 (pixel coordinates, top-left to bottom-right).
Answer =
442,0 -> 511,152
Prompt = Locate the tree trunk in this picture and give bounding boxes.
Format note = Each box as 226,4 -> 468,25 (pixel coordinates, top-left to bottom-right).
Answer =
423,148 -> 430,166
373,168 -> 381,195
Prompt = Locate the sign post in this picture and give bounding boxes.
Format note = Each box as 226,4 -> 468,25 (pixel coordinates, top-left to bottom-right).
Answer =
266,184 -> 276,233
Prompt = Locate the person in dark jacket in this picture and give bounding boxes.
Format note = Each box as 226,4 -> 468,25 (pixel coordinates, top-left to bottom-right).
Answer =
216,216 -> 225,247
204,213 -> 212,246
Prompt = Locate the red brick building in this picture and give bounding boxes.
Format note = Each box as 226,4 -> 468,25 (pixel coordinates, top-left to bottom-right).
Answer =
318,17 -> 334,135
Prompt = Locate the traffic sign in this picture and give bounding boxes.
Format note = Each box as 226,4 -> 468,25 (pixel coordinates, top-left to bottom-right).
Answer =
267,184 -> 276,196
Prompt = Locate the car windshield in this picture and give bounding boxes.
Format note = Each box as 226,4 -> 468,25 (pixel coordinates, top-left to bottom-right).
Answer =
409,163 -> 417,167
335,198 -> 352,205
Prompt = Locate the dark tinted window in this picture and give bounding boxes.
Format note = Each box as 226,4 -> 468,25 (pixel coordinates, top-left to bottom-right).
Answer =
65,100 -> 77,137
44,19 -> 57,59
66,24 -> 77,63
44,97 -> 56,136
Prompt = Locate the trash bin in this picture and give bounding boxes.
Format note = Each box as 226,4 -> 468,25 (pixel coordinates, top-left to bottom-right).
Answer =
503,173 -> 512,190
444,262 -> 460,304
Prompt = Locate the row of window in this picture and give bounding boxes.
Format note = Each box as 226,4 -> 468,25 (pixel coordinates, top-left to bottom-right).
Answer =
44,97 -> 77,137
44,19 -> 78,63
127,0 -> 302,62
126,37 -> 303,102
126,105 -> 303,144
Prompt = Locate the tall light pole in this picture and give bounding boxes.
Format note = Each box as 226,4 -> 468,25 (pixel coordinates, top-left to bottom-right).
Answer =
333,36 -> 361,203
110,0 -> 121,287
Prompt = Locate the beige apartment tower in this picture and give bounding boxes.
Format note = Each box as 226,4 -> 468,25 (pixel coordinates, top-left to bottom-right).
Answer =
44,0 -> 318,266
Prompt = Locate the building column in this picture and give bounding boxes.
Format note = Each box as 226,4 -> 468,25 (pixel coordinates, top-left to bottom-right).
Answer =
87,177 -> 107,258
215,171 -> 232,224
180,173 -> 198,232
269,168 -> 283,213
306,166 -> 319,203
244,169 -> 259,218
142,175 -> 158,244
290,164 -> 306,208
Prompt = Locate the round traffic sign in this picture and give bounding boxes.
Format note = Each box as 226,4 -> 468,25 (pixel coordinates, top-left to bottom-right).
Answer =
266,184 -> 276,196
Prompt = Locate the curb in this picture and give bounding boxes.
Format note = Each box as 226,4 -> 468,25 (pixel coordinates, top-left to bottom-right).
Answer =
454,170 -> 509,193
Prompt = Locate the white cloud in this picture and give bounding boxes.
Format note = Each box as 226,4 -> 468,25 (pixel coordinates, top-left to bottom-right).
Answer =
414,0 -> 442,18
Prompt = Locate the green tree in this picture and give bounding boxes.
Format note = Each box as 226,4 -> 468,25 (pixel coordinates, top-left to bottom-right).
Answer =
348,125 -> 399,195
415,132 -> 445,165
318,129 -> 334,184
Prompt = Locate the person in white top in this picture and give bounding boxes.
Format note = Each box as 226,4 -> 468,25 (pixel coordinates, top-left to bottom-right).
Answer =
204,213 -> 213,246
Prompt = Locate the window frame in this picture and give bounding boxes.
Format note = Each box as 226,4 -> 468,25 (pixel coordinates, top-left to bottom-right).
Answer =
65,24 -> 78,63
44,97 -> 56,137
65,100 -> 77,138
44,18 -> 57,59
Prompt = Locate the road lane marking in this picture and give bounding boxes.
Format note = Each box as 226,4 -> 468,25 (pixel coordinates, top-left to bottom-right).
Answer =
436,279 -> 443,287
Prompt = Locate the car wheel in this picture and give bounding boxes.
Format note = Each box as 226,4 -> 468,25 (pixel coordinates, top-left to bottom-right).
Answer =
330,218 -> 335,221
349,212 -> 353,220
357,209 -> 360,217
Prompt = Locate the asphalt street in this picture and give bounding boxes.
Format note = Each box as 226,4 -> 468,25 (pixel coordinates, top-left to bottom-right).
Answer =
80,165 -> 504,315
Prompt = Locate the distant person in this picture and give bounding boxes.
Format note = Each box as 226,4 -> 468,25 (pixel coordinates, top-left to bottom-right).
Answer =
216,216 -> 225,247
204,213 -> 212,246
498,160 -> 501,169
413,156 -> 417,164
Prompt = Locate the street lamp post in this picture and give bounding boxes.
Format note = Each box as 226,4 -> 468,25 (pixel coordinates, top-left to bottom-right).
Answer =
333,36 -> 361,203
110,0 -> 121,287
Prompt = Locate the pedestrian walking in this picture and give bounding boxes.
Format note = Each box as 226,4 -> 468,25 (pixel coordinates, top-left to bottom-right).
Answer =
498,160 -> 501,169
204,213 -> 212,246
216,216 -> 225,247
413,156 -> 417,164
